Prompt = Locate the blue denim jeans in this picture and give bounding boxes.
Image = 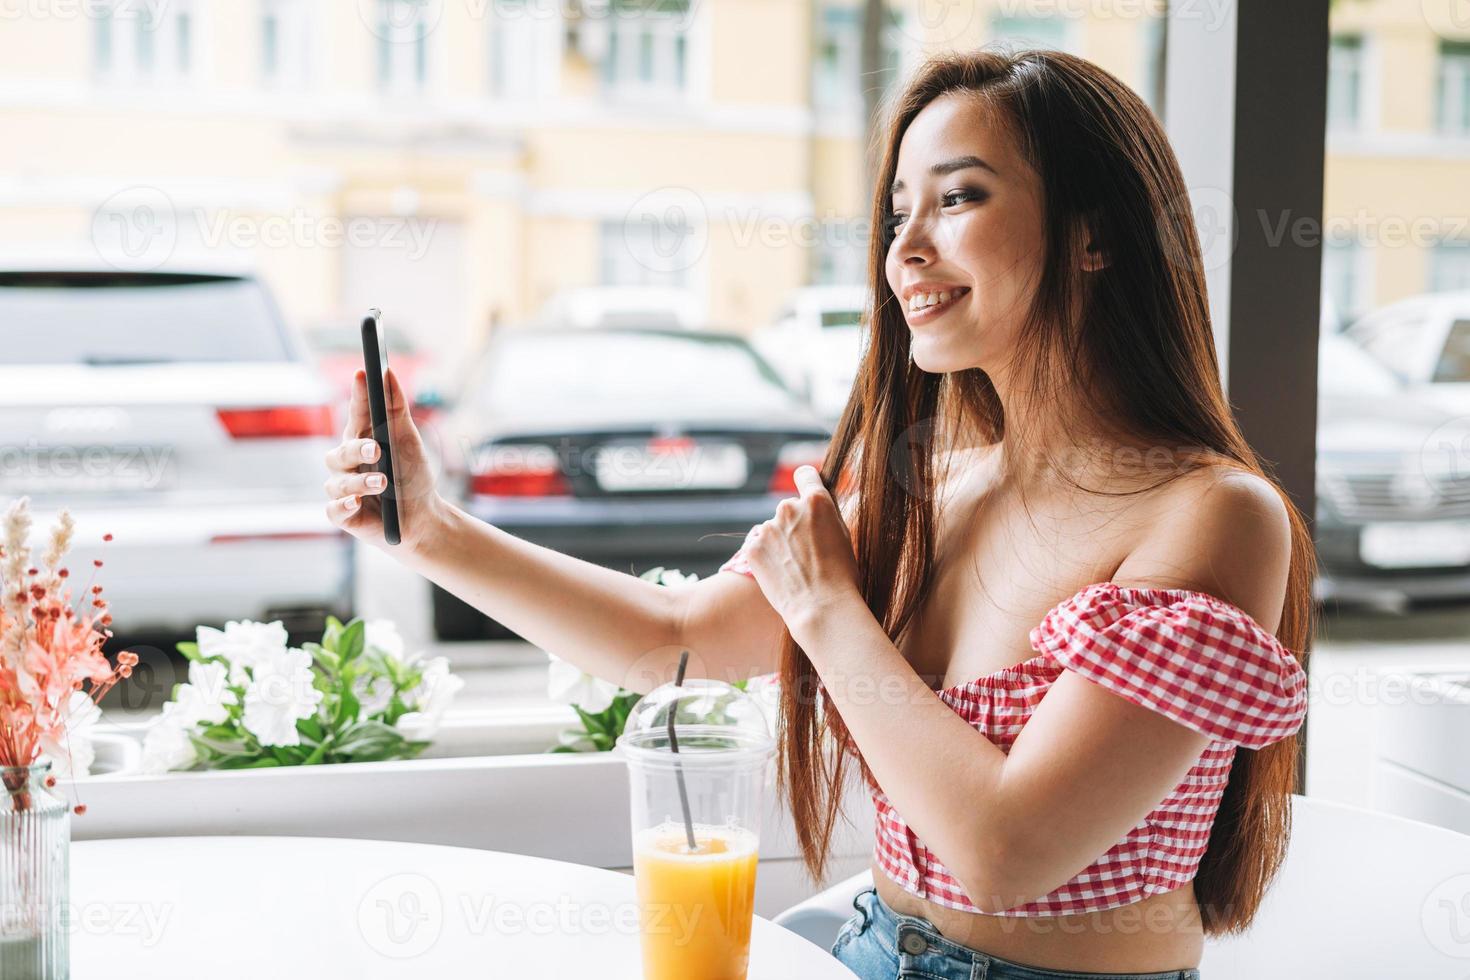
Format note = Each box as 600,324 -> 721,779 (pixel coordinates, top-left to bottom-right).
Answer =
831,887 -> 1203,980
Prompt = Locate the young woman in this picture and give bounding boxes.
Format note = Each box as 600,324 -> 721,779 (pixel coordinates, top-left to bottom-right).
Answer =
323,49 -> 1311,980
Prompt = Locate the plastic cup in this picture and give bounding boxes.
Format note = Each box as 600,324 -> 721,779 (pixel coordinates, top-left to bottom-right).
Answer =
617,680 -> 775,980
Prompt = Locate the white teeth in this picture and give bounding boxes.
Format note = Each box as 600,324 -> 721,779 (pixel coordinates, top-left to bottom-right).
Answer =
909,288 -> 965,312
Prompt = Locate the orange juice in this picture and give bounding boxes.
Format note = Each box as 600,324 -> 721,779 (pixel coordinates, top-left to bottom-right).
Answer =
633,823 -> 760,980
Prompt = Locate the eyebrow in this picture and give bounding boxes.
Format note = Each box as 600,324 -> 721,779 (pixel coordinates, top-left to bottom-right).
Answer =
890,155 -> 998,195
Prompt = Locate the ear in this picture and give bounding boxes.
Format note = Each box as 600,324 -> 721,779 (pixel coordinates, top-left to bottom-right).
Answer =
1076,214 -> 1110,272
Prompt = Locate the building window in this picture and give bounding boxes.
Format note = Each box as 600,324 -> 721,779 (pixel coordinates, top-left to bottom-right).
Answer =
376,0 -> 430,96
989,14 -> 1072,52
490,0 -> 556,101
93,0 -> 196,86
1322,238 -> 1370,327
1436,41 -> 1470,137
600,0 -> 691,102
600,218 -> 692,288
260,0 -> 310,89
1139,12 -> 1166,113
1431,239 -> 1470,294
1327,34 -> 1364,132
813,4 -> 905,118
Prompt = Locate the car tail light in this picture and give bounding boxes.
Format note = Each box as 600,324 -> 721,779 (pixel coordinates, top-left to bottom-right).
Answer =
217,406 -> 334,439
470,443 -> 572,497
769,440 -> 829,493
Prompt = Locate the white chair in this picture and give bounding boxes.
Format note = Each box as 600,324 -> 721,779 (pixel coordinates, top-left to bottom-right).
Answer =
775,794 -> 1470,977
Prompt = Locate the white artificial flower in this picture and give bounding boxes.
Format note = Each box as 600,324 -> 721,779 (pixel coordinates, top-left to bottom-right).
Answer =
546,655 -> 620,714
241,647 -> 324,747
657,569 -> 699,587
172,660 -> 236,728
197,619 -> 290,685
141,718 -> 197,775
39,690 -> 101,779
364,619 -> 412,663
395,657 -> 464,740
355,675 -> 395,719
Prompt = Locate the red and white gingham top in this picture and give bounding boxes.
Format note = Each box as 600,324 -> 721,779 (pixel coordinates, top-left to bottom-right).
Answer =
718,534 -> 1309,916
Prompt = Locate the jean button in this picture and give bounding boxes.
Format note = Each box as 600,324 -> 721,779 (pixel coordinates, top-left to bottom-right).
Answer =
900,930 -> 928,955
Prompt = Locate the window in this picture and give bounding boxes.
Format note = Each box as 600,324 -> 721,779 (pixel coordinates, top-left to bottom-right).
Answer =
1432,320 -> 1470,383
1436,41 -> 1470,137
813,4 -> 906,118
375,0 -> 430,96
989,14 -> 1072,52
1430,239 -> 1470,294
490,0 -> 555,101
600,0 -> 690,102
93,0 -> 196,86
260,0 -> 311,90
1353,313 -> 1427,381
1322,238 -> 1371,326
600,219 -> 693,288
1327,34 -> 1364,132
1139,13 -> 1167,113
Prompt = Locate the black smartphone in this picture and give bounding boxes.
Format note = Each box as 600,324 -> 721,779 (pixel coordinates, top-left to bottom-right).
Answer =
360,308 -> 401,546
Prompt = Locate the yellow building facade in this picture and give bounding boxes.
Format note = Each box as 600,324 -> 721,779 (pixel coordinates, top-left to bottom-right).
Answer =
0,0 -> 1461,365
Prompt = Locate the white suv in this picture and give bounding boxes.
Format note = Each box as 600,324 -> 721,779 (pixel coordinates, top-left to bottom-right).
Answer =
0,263 -> 353,639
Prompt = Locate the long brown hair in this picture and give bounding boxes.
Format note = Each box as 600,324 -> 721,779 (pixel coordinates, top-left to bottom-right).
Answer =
781,48 -> 1315,937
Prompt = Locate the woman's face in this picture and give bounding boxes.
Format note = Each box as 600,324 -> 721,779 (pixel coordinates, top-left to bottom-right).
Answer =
884,92 -> 1046,378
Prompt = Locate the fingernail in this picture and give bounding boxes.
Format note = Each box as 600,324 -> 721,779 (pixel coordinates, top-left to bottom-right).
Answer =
361,442 -> 376,460
366,474 -> 385,489
345,496 -> 359,510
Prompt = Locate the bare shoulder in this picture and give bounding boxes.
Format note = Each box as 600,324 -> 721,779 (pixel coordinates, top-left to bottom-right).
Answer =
1113,462 -> 1292,631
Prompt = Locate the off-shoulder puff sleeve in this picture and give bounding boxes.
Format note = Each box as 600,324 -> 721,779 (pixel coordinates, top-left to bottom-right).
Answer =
1028,582 -> 1308,750
717,524 -> 760,578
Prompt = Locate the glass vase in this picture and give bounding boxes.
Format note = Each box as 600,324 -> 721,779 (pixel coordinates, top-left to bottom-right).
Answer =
0,763 -> 69,980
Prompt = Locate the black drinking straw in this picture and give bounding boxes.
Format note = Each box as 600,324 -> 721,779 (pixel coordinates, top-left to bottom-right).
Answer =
667,649 -> 698,853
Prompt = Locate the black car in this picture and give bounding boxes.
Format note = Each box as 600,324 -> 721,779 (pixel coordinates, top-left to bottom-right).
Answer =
430,325 -> 832,640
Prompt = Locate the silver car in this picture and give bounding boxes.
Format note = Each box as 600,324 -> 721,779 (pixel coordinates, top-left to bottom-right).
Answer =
0,264 -> 353,639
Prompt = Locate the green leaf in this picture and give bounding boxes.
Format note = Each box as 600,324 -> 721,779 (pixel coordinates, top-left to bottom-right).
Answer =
572,705 -> 608,737
176,640 -> 201,661
334,687 -> 361,729
325,614 -> 345,634
301,736 -> 332,766
338,620 -> 366,664
322,619 -> 343,654
298,716 -> 325,743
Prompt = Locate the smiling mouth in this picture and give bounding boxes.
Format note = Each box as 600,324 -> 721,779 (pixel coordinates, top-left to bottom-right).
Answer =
906,286 -> 970,321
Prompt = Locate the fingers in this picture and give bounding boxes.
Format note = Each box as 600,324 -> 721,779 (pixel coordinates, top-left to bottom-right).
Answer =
326,437 -> 379,473
324,471 -> 388,499
325,493 -> 362,526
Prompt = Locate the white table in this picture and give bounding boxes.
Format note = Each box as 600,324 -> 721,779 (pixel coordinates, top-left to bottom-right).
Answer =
71,836 -> 858,979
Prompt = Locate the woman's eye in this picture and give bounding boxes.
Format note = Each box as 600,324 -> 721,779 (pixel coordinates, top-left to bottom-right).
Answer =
942,189 -> 982,207
885,212 -> 908,232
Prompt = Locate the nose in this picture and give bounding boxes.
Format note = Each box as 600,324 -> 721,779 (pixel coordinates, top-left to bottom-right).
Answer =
892,212 -> 937,268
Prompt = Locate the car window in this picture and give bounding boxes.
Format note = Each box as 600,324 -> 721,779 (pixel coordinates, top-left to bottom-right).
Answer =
1352,315 -> 1427,380
479,331 -> 797,415
1431,319 -> 1470,383
0,273 -> 291,364
1320,335 -> 1401,397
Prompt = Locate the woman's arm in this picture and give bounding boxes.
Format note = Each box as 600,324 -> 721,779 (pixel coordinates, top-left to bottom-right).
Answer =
398,503 -> 786,693
784,470 -> 1293,913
